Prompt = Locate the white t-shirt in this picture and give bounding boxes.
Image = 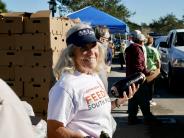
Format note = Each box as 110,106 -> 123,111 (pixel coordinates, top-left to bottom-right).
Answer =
47,71 -> 116,138
0,79 -> 35,138
142,45 -> 147,67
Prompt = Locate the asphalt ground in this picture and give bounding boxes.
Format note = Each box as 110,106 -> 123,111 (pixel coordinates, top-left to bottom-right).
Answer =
108,55 -> 184,138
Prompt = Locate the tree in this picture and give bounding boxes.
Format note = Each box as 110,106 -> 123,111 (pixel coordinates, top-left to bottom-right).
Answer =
149,13 -> 184,35
59,0 -> 134,22
127,21 -> 141,32
0,0 -> 7,12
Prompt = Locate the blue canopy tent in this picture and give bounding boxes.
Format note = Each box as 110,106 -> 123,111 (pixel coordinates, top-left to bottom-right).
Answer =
67,6 -> 129,34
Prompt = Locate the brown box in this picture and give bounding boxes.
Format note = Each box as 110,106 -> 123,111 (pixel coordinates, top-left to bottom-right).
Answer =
61,17 -> 75,36
5,80 -> 23,97
52,50 -> 61,68
0,12 -> 30,34
15,33 -> 46,51
0,50 -> 23,66
0,34 -> 16,50
20,50 -> 53,67
47,34 -> 66,51
24,82 -> 51,99
21,96 -> 48,113
24,10 -> 62,34
14,66 -> 24,82
15,33 -> 66,51
0,66 -> 15,81
15,66 -> 55,83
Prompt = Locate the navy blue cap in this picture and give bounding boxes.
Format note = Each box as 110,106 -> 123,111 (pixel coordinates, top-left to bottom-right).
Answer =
66,28 -> 97,47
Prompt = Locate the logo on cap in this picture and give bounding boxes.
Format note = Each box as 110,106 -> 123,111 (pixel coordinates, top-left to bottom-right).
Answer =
78,29 -> 95,36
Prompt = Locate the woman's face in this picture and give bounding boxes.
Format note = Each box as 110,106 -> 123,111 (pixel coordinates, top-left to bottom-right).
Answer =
73,42 -> 99,74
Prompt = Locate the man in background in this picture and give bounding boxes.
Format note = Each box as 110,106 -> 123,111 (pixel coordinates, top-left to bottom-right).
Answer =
125,31 -> 161,125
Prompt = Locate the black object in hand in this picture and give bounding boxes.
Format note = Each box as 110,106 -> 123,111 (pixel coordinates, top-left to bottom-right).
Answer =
111,72 -> 145,98
100,131 -> 110,138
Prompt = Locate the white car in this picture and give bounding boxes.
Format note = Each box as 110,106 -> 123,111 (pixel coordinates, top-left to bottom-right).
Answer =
158,29 -> 184,92
154,35 -> 167,49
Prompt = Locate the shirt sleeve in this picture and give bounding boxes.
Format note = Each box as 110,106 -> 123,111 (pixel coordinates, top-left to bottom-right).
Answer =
47,84 -> 74,126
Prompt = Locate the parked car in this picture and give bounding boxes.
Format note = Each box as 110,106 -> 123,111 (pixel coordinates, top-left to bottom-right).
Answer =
153,35 -> 167,49
158,29 -> 184,92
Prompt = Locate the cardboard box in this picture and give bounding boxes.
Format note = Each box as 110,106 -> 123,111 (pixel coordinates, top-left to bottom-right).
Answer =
24,10 -> 62,34
0,66 -> 15,81
14,66 -> 24,82
20,50 -> 53,67
0,50 -> 23,66
15,66 -> 55,83
5,80 -> 23,97
24,82 -> 51,99
61,17 -> 75,36
15,33 -> 46,51
52,50 -> 61,68
0,12 -> 31,34
21,96 -> 48,113
0,34 -> 16,50
15,33 -> 66,51
47,34 -> 66,51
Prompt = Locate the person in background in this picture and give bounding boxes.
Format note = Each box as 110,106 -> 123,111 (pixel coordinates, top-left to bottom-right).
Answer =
127,30 -> 148,69
145,35 -> 161,106
108,41 -> 115,58
47,23 -> 139,138
126,30 -> 141,48
0,78 -> 35,138
106,41 -> 113,73
119,41 -> 126,69
125,31 -> 161,126
94,26 -> 111,91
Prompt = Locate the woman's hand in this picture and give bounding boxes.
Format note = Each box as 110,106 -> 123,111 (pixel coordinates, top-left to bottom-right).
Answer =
127,83 -> 139,99
114,83 -> 139,108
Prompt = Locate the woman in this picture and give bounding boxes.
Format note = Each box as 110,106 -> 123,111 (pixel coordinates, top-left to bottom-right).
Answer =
119,41 -> 126,69
47,23 -> 138,138
145,36 -> 161,106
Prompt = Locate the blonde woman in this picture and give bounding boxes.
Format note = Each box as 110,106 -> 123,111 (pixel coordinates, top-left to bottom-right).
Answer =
47,23 -> 138,138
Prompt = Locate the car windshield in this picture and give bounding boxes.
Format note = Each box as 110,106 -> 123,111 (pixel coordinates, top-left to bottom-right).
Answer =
174,32 -> 184,46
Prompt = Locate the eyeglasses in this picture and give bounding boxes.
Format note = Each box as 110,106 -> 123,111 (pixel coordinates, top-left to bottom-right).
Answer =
101,37 -> 109,43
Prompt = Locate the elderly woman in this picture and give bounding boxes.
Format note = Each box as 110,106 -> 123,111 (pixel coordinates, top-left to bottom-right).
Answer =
47,23 -> 138,138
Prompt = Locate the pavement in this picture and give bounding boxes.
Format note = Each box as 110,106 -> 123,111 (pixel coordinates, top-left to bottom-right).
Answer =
108,56 -> 184,138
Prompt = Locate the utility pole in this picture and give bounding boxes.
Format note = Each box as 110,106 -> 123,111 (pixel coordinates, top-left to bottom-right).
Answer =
48,0 -> 57,17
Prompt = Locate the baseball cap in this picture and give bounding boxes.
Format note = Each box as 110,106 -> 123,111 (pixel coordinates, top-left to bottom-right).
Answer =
136,33 -> 146,41
130,30 -> 141,38
66,28 -> 97,47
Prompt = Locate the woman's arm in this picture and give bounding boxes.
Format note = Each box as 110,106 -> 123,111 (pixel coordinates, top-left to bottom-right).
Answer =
47,120 -> 84,138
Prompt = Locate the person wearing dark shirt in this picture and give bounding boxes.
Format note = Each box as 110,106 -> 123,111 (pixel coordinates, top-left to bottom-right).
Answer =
125,31 -> 161,125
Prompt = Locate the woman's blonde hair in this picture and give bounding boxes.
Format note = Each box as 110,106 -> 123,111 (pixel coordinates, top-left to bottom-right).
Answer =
53,23 -> 105,79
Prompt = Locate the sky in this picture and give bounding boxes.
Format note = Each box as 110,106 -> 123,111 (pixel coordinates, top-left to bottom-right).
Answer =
3,0 -> 184,25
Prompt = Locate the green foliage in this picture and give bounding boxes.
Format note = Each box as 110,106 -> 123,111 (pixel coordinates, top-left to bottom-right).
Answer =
60,0 -> 184,35
61,0 -> 134,22
0,0 -> 7,12
127,21 -> 141,32
149,14 -> 184,35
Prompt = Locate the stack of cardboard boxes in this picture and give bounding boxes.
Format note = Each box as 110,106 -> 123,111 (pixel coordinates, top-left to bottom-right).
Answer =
0,10 -> 77,119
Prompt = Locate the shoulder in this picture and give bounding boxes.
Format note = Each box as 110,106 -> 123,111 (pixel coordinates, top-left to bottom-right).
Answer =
125,43 -> 142,53
59,72 -> 81,88
149,46 -> 159,54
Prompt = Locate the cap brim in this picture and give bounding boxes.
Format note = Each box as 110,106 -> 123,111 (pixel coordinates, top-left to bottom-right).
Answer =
74,35 -> 97,47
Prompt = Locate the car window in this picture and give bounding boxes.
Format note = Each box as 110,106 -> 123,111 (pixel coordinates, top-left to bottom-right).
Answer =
175,32 -> 184,46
